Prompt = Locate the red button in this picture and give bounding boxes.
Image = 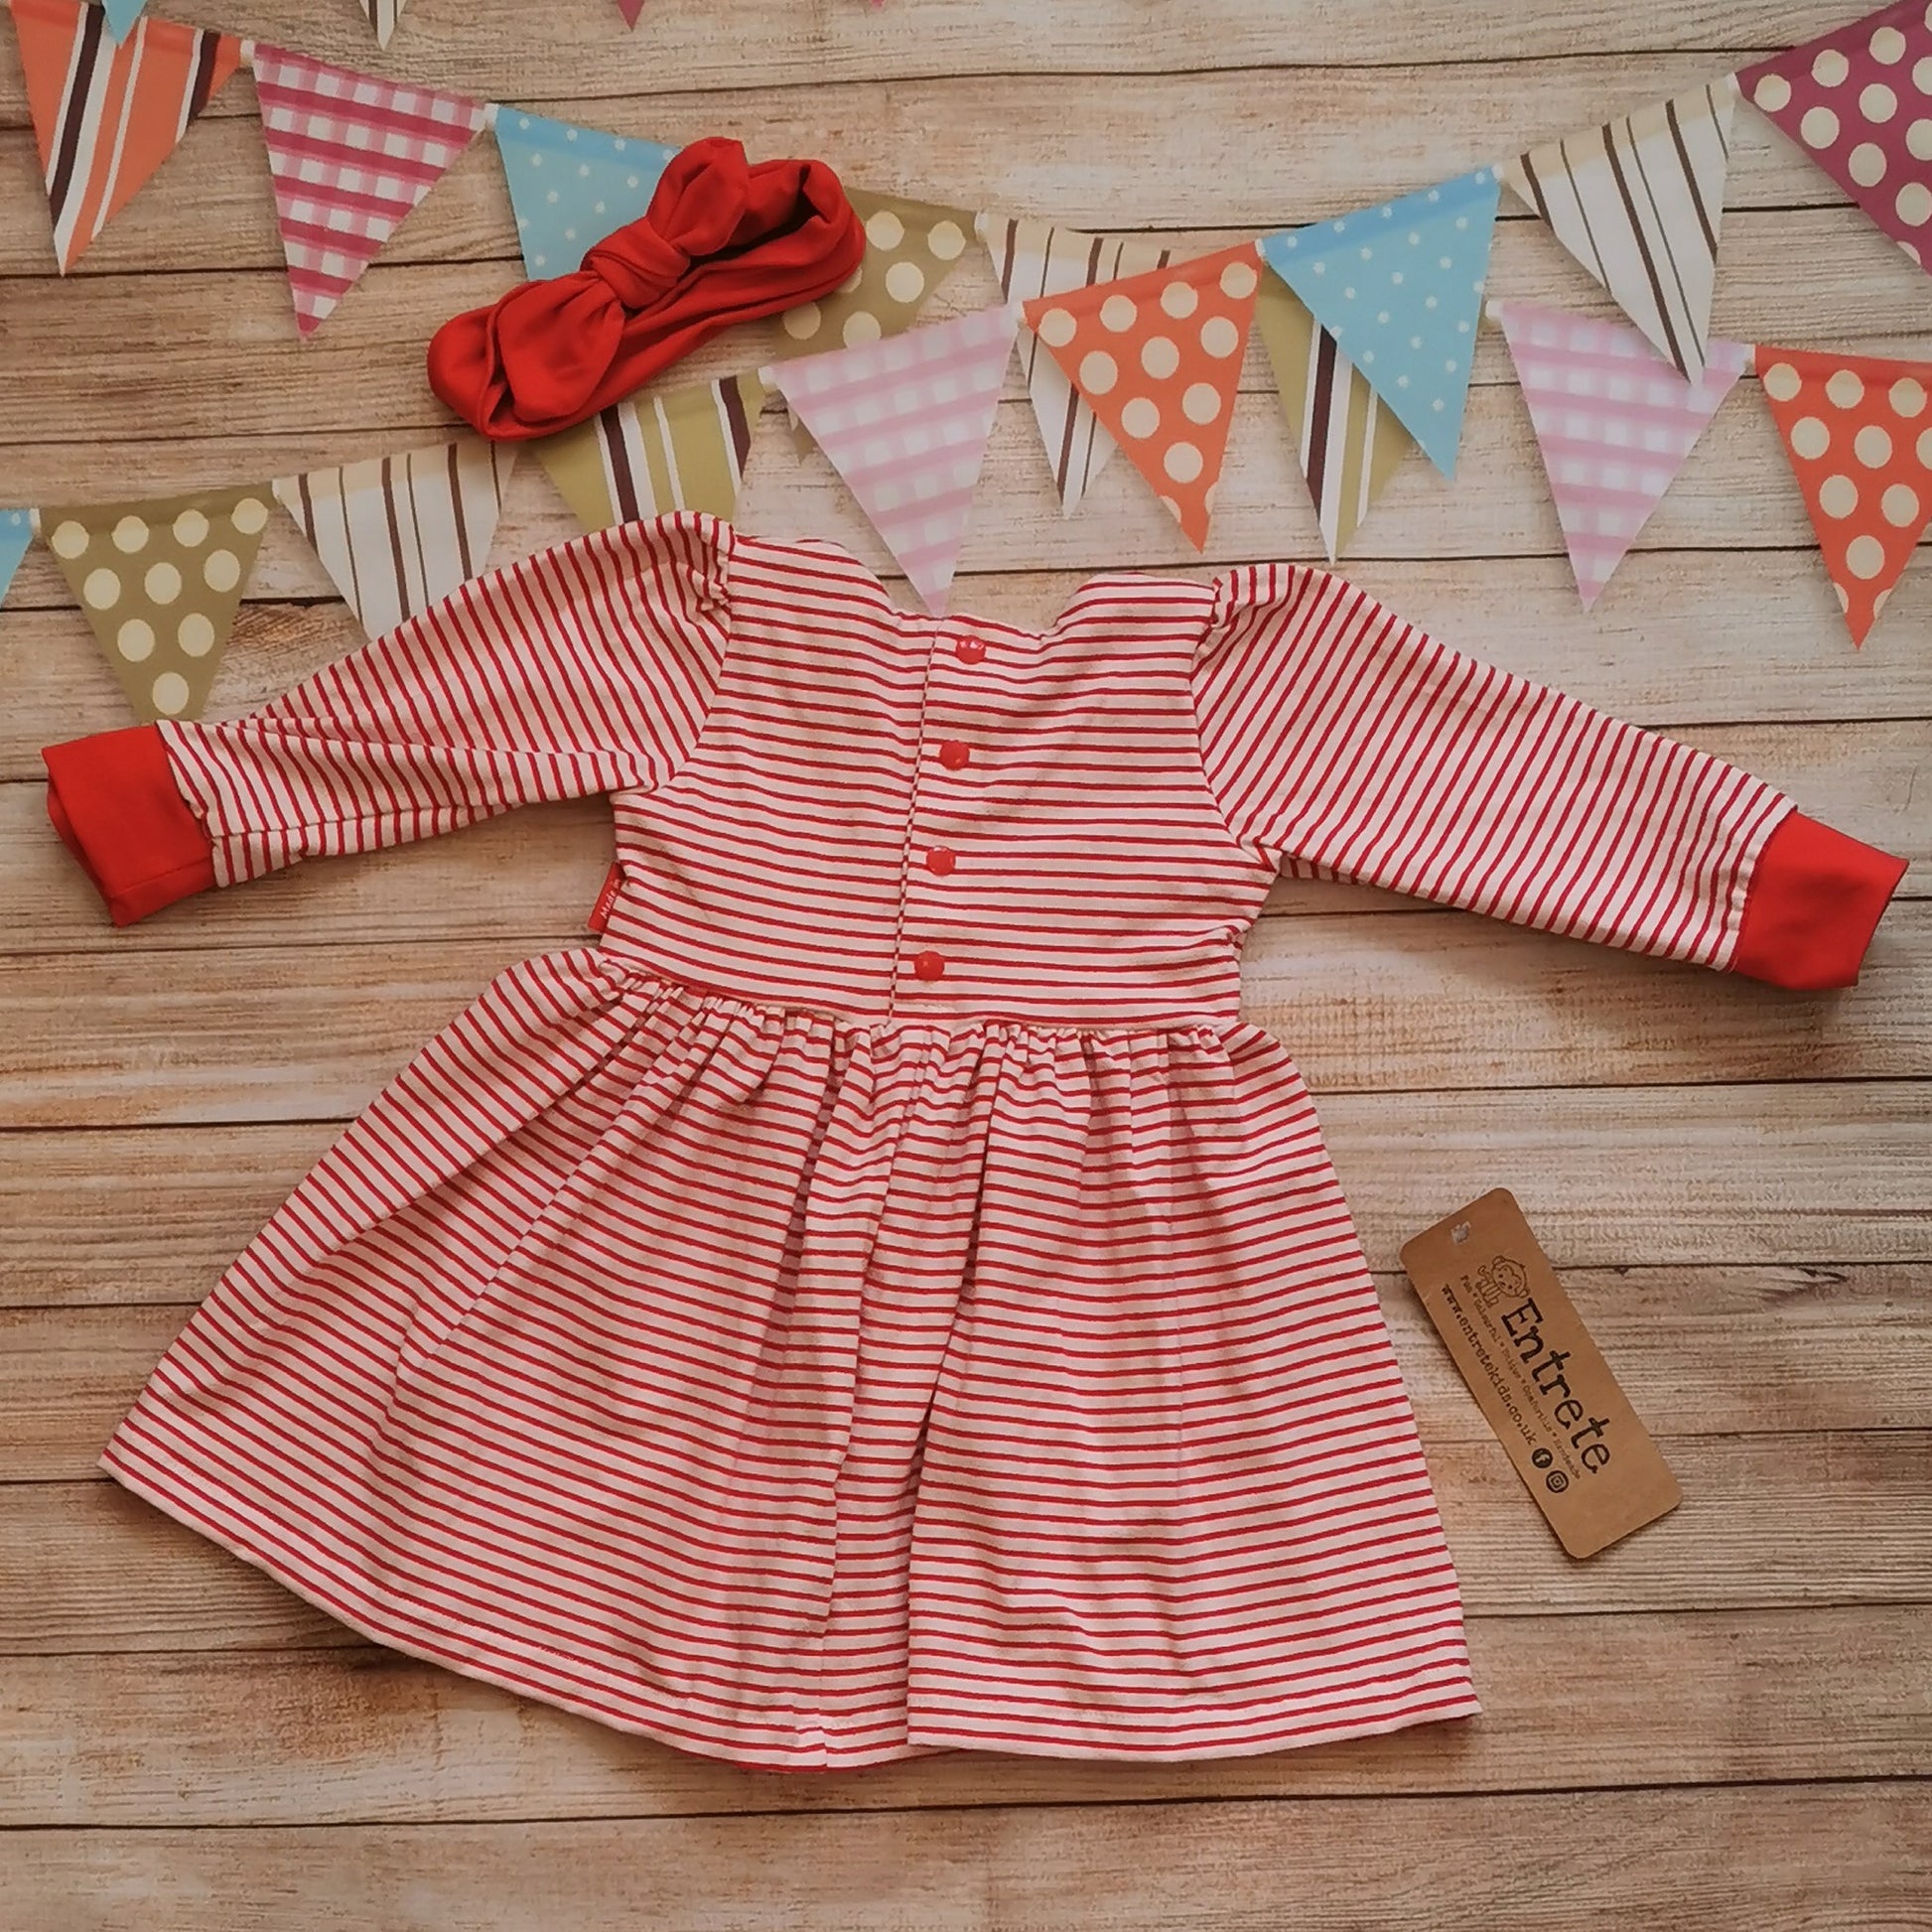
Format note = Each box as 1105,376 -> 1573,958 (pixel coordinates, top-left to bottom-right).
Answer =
954,638 -> 986,665
912,949 -> 946,981
924,847 -> 957,877
937,740 -> 971,770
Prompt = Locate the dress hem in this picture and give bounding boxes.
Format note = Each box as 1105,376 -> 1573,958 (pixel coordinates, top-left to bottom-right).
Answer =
100,1438 -> 1480,1775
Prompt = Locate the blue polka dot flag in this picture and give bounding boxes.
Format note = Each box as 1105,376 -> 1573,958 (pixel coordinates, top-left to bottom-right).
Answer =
491,107 -> 677,282
1259,167 -> 1502,478
0,509 -> 31,611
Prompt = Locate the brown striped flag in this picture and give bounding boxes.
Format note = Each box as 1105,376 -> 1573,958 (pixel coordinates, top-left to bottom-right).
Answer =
9,0 -> 241,272
1253,275 -> 1414,562
977,213 -> 1174,513
273,441 -> 518,641
534,373 -> 766,535
1502,80 -> 1736,382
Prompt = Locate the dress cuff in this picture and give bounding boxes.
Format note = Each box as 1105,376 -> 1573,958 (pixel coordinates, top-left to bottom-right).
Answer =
42,726 -> 216,926
1730,810 -> 1907,990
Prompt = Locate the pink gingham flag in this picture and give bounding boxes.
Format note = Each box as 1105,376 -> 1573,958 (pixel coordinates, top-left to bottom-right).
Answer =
1495,300 -> 1746,609
251,45 -> 485,338
769,303 -> 1020,612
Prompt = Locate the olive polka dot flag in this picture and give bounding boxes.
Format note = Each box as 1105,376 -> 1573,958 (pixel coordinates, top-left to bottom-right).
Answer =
1260,167 -> 1502,479
38,486 -> 273,722
491,106 -> 677,280
1739,0 -> 1932,280
1023,243 -> 1264,550
1756,344 -> 1932,646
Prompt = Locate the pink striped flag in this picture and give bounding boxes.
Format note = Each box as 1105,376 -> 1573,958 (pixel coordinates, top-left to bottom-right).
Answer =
1495,300 -> 1746,609
768,303 -> 1020,612
250,45 -> 484,338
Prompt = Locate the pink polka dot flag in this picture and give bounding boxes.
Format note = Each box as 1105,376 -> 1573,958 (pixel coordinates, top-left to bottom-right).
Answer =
1022,243 -> 1263,550
769,302 -> 1021,614
1757,343 -> 1932,646
1739,0 -> 1932,279
1495,301 -> 1747,610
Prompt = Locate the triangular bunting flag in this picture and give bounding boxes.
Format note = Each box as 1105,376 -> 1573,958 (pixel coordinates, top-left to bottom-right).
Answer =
492,107 -> 677,280
1740,2 -> 1932,279
359,0 -> 408,48
769,303 -> 1018,612
1024,243 -> 1262,549
100,0 -> 145,35
1254,272 -> 1414,561
251,45 -> 486,337
1502,82 -> 1735,381
616,0 -> 644,22
977,213 -> 1177,513
777,189 -> 976,358
9,0 -> 242,271
40,486 -> 272,721
1260,167 -> 1501,477
1495,301 -> 1745,609
535,372 -> 766,532
0,509 -> 33,609
274,441 -> 517,641
1756,345 -> 1932,645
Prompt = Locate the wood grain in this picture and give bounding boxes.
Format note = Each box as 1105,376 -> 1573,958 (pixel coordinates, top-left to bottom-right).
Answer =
1,1605 -> 1925,1827
2,1783 -> 1926,1932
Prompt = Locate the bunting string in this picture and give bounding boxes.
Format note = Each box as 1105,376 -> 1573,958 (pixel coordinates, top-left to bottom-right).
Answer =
5,0 -> 1930,719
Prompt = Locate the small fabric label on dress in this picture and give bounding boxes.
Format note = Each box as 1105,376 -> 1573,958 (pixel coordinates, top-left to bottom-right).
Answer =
1401,1188 -> 1681,1560
586,862 -> 622,934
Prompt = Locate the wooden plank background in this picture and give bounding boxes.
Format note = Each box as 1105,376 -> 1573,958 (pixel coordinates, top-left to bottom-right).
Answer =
2,1 -> 1929,1926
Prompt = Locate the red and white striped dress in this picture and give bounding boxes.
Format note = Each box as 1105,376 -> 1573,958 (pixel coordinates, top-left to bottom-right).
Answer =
42,513 -> 1903,1769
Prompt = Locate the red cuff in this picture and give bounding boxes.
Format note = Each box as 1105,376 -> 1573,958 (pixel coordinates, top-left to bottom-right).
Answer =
1731,810 -> 1907,990
42,726 -> 216,926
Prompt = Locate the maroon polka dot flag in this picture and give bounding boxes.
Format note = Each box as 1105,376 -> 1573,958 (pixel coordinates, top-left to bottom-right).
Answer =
1739,0 -> 1932,279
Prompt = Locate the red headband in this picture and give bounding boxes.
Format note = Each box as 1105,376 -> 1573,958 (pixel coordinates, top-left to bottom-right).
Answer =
427,136 -> 867,443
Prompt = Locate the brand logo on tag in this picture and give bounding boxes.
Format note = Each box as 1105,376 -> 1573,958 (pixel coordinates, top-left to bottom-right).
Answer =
1402,1189 -> 1680,1559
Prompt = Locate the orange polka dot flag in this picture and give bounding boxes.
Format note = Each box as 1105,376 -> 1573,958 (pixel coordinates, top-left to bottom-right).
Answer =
1022,243 -> 1263,549
1739,0 -> 1932,282
1756,344 -> 1932,646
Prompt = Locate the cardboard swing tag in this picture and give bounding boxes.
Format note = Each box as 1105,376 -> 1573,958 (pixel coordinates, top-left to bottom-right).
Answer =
1401,1188 -> 1680,1559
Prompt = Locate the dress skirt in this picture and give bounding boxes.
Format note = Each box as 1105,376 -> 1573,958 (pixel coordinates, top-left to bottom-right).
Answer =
104,948 -> 1480,1769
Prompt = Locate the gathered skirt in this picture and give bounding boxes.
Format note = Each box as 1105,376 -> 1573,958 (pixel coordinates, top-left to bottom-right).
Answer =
104,946 -> 1478,1768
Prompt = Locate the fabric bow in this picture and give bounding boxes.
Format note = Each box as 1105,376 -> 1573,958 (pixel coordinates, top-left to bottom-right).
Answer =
428,136 -> 867,443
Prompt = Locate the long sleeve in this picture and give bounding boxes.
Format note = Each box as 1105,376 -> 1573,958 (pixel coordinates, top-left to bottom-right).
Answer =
1193,564 -> 1905,990
44,513 -> 732,925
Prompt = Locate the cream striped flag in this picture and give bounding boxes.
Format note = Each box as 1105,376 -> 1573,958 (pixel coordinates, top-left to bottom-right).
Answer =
534,373 -> 766,534
358,0 -> 408,46
1253,275 -> 1413,561
977,214 -> 1175,513
1502,80 -> 1736,382
274,441 -> 517,641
